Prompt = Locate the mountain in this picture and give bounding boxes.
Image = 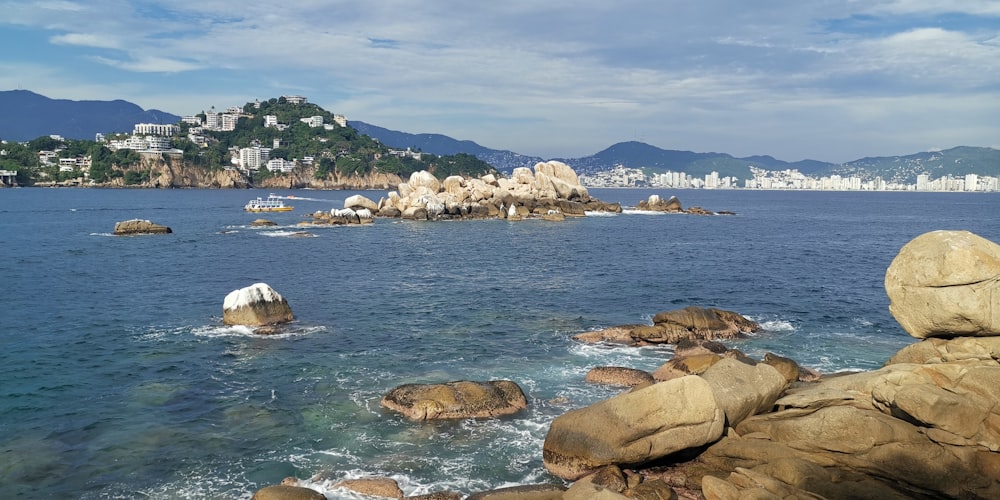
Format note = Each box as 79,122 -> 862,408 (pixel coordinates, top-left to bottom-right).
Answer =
0,90 -> 180,142
831,146 -> 1000,184
560,141 -> 834,181
349,121 -> 543,173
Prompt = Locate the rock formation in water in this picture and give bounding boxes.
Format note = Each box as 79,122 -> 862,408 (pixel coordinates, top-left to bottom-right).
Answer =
222,283 -> 294,328
573,306 -> 760,346
380,380 -> 528,420
113,219 -> 172,235
636,194 -> 734,215
368,161 -> 621,220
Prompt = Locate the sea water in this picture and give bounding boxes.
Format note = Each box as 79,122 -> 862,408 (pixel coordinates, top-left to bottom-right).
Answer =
1,187 -> 997,498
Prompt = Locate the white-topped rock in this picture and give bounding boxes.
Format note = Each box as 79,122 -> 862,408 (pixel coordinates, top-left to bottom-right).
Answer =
222,283 -> 293,327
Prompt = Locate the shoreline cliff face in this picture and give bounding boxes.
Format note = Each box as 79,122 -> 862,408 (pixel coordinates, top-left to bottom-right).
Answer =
97,157 -> 405,190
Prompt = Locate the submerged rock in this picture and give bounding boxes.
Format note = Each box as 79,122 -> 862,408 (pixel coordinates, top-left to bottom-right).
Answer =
222,283 -> 294,327
113,219 -> 172,235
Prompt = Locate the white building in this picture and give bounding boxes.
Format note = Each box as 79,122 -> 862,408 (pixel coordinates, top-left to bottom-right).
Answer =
266,158 -> 296,173
238,146 -> 271,171
283,95 -> 308,104
264,115 -> 279,128
133,123 -> 180,136
300,116 -> 324,127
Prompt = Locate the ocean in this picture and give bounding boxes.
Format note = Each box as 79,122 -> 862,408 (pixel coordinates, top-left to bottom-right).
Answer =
1,187 -> 997,498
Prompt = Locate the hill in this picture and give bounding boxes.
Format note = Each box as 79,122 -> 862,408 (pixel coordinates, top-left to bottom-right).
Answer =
0,90 -> 180,141
561,141 -> 834,182
832,146 -> 1000,184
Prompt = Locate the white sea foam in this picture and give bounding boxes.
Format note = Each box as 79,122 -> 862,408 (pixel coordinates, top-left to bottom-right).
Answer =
89,232 -> 115,237
584,210 -> 618,217
192,324 -> 326,338
259,230 -> 318,238
757,319 -> 796,332
622,209 -> 668,216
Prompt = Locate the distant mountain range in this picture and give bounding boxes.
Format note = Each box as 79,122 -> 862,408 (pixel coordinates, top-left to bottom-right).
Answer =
3,90 -> 998,183
0,90 -> 180,142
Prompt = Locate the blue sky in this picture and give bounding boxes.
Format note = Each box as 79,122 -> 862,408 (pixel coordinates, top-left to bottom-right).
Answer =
1,1 -> 998,163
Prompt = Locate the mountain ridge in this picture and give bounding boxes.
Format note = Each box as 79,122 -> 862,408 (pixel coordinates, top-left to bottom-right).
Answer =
2,90 -> 997,183
0,90 -> 180,142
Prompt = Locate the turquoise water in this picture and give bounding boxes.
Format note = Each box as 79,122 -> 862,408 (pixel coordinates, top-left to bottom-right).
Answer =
1,187 -> 997,498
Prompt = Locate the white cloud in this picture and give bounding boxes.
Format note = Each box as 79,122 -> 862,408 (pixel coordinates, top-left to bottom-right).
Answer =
50,32 -> 121,49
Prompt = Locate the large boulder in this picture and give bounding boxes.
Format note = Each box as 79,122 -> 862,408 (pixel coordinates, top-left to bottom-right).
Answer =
222,283 -> 294,327
113,219 -> 172,235
542,375 -> 725,480
687,351 -> 1000,499
380,380 -> 527,420
584,366 -> 655,388
885,230 -> 1000,338
344,194 -> 378,211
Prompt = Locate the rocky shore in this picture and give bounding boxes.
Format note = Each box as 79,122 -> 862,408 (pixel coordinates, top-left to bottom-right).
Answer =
245,229 -> 1000,499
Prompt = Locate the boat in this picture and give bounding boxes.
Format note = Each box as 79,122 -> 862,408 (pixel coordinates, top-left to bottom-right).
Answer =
244,194 -> 293,212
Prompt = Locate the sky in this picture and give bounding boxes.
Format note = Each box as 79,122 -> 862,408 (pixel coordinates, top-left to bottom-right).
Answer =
1,1 -> 998,164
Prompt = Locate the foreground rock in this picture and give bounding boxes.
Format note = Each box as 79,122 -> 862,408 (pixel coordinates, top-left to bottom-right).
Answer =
113,219 -> 172,235
372,161 -> 621,221
574,306 -> 759,346
222,283 -> 294,327
543,358 -> 788,481
380,380 -> 528,420
885,229 -> 1000,338
251,484 -> 324,500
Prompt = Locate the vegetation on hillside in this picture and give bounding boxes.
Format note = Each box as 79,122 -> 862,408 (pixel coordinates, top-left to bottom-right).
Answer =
0,96 -> 496,186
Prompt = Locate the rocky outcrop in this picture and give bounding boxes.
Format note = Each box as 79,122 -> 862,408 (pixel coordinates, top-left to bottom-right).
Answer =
574,306 -> 759,346
636,194 -> 733,215
543,357 -> 789,481
113,219 -> 172,235
380,380 -> 528,420
637,194 -> 683,212
222,283 -> 294,327
376,161 -> 621,221
885,229 -> 1000,339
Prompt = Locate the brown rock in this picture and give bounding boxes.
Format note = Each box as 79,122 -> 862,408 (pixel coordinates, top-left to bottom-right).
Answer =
113,219 -> 172,235
585,366 -> 655,387
380,380 -> 527,420
222,283 -> 294,327
543,376 -> 725,480
466,484 -> 566,500
334,477 -> 403,499
652,353 -> 722,381
652,307 -> 759,339
251,485 -> 325,500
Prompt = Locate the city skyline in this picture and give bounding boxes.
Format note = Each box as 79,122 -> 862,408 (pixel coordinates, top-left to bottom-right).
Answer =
2,2 -> 999,164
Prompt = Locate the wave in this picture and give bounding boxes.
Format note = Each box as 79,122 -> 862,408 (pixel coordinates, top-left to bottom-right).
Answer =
621,209 -> 670,216
192,324 -> 328,338
259,230 -> 318,238
584,211 -> 618,217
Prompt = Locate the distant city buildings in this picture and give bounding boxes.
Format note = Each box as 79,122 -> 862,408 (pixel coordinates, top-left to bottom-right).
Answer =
579,164 -> 1000,192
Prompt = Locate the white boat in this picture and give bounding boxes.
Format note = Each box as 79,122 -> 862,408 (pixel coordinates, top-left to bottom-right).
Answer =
244,194 -> 293,212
